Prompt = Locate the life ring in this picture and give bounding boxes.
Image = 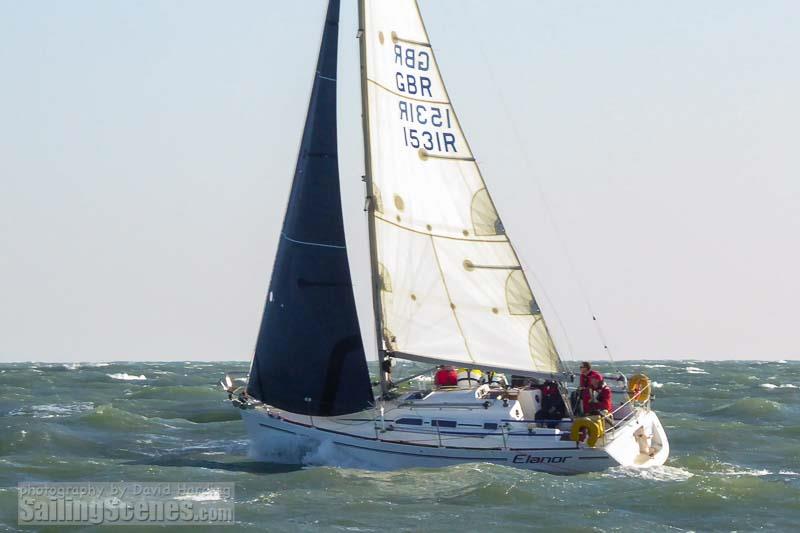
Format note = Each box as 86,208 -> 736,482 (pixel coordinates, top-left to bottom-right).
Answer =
570,416 -> 605,447
627,374 -> 651,402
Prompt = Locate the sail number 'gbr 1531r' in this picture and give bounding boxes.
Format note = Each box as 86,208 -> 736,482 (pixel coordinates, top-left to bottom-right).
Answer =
393,44 -> 459,154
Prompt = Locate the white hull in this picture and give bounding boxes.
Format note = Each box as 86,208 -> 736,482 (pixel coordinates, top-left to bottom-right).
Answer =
238,395 -> 669,475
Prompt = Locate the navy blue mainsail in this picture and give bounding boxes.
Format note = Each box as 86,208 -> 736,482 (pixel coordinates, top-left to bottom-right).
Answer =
246,0 -> 373,416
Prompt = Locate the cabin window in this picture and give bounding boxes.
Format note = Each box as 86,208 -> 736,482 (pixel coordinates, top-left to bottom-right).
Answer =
431,419 -> 457,428
483,422 -> 499,430
395,418 -> 423,426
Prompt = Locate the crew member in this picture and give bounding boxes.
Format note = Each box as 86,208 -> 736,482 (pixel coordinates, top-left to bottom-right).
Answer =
576,362 -> 603,415
434,366 -> 458,387
587,374 -> 613,415
536,380 -> 566,428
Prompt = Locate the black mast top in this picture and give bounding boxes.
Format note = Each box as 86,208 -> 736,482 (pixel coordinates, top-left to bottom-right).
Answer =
246,0 -> 373,416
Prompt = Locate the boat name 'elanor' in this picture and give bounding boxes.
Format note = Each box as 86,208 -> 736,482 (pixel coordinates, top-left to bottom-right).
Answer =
512,455 -> 571,464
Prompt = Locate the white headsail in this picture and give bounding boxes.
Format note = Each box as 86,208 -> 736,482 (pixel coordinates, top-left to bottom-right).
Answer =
361,0 -> 564,377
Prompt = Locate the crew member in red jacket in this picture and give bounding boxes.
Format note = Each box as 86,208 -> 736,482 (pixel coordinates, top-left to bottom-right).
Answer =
579,362 -> 603,415
587,374 -> 613,414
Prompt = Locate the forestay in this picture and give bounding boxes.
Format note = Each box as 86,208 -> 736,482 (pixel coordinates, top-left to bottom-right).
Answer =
361,0 -> 564,377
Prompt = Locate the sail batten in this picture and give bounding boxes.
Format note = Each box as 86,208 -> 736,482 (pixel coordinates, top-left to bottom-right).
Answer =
361,0 -> 565,376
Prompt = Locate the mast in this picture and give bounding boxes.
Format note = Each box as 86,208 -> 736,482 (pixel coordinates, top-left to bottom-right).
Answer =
358,0 -> 389,395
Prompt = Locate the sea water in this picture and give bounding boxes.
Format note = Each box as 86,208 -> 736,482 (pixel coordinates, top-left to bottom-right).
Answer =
1,360 -> 798,531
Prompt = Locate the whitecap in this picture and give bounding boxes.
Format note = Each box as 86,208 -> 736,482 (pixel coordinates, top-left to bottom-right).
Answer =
606,465 -> 693,482
776,360 -> 788,364
107,373 -> 146,381
62,363 -> 81,370
713,463 -> 771,477
723,468 -> 771,476
760,383 -> 778,389
9,402 -> 94,419
651,381 -> 664,389
760,383 -> 797,389
685,366 -> 708,374
644,364 -> 672,368
779,470 -> 799,476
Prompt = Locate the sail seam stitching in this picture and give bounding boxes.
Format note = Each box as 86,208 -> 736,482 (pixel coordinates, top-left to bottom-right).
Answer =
367,78 -> 449,105
281,232 -> 346,249
317,71 -> 337,82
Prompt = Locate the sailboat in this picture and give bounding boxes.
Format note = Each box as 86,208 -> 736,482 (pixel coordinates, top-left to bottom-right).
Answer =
220,0 -> 669,474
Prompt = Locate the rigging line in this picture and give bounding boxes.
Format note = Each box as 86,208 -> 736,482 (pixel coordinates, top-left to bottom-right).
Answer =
463,2 -> 616,373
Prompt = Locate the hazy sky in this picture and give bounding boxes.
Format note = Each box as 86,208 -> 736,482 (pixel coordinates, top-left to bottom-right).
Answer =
1,0 -> 798,363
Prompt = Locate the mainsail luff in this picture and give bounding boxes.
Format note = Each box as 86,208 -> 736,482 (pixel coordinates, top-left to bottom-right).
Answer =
246,0 -> 373,416
361,0 -> 566,377
358,0 -> 389,395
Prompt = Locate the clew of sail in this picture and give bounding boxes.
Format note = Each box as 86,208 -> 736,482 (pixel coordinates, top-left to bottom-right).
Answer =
361,0 -> 564,378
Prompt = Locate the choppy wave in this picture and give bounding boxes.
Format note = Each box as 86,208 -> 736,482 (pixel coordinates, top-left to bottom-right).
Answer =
707,397 -> 787,421
79,404 -> 161,430
2,359 -> 799,531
